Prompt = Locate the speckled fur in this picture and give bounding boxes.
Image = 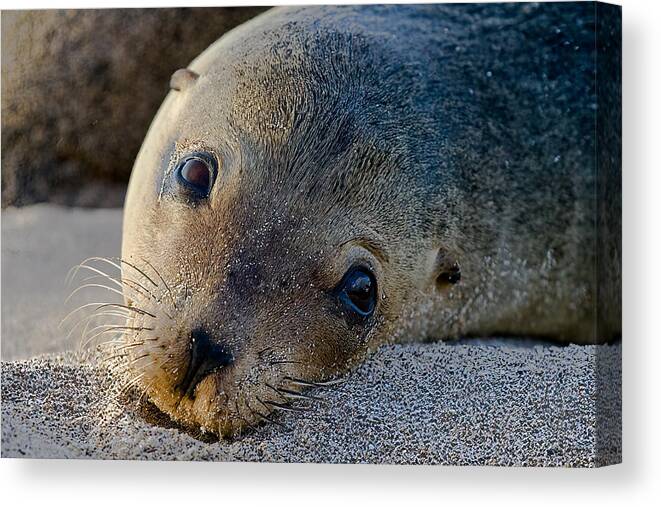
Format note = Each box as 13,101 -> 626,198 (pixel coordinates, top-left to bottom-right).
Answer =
122,4 -> 621,436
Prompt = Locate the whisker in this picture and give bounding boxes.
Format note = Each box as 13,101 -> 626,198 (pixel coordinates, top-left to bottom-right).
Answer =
141,258 -> 177,310
71,265 -> 123,289
94,303 -> 156,319
70,256 -> 159,291
66,256 -> 168,328
254,396 -> 291,429
122,278 -> 159,303
60,302 -> 111,327
314,378 -> 347,387
128,352 -> 151,365
81,325 -> 153,349
118,372 -> 147,399
112,340 -> 146,352
65,256 -> 122,286
116,257 -> 159,288
249,399 -> 289,430
284,376 -> 346,388
138,377 -> 159,405
83,323 -> 150,338
261,399 -> 309,413
235,397 -> 259,433
77,271 -> 159,304
264,382 -> 287,401
81,329 -> 136,350
64,310 -> 130,342
60,302 -> 154,329
65,258 -> 98,287
65,283 -> 124,305
271,383 -> 323,402
103,337 -> 159,364
104,351 -> 129,363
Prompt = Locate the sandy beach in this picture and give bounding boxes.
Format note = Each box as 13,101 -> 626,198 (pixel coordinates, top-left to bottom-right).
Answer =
2,343 -> 621,465
0,205 -> 622,465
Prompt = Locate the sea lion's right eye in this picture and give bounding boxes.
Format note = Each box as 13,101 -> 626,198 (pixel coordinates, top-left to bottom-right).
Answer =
175,155 -> 215,198
337,267 -> 377,318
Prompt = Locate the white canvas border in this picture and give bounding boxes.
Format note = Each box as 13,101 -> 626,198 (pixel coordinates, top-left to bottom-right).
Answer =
1,0 -> 658,505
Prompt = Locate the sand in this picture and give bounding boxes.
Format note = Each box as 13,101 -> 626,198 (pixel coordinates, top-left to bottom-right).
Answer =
0,205 -> 622,465
1,343 -> 622,465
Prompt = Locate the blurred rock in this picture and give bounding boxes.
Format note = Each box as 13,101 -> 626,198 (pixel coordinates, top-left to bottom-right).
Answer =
1,7 -> 267,207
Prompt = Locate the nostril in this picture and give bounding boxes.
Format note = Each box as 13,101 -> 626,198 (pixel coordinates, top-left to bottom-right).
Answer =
190,329 -> 234,369
177,329 -> 234,398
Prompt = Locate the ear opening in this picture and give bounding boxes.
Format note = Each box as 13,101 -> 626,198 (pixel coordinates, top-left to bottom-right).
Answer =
433,249 -> 461,290
436,263 -> 461,289
170,68 -> 200,92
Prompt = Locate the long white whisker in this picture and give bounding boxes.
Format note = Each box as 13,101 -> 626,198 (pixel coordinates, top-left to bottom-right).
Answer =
69,264 -> 123,289
94,303 -> 156,318
81,326 -> 152,349
77,272 -> 158,303
60,302 -> 154,329
66,257 -> 121,287
65,310 -> 130,342
65,283 -> 123,305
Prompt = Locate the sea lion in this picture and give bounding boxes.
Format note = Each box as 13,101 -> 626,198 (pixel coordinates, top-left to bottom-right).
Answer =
119,4 -> 621,437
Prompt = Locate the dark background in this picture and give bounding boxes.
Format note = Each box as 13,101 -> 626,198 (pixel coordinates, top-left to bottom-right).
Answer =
1,7 -> 267,207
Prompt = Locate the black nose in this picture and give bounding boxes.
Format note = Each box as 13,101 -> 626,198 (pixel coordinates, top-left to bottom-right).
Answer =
177,329 -> 234,398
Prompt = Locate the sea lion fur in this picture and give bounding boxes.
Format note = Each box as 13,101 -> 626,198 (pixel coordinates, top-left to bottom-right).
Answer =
120,4 -> 621,437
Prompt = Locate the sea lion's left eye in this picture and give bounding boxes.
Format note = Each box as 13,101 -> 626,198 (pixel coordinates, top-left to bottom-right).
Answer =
338,267 -> 377,317
175,156 -> 215,197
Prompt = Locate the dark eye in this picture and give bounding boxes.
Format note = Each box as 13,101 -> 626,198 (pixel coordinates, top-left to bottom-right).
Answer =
176,156 -> 214,197
339,267 -> 377,317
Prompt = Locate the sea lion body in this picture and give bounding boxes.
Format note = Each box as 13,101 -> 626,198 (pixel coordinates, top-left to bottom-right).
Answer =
121,4 -> 620,436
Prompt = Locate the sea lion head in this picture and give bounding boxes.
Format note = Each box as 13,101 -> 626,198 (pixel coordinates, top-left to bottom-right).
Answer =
120,10 -> 457,437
